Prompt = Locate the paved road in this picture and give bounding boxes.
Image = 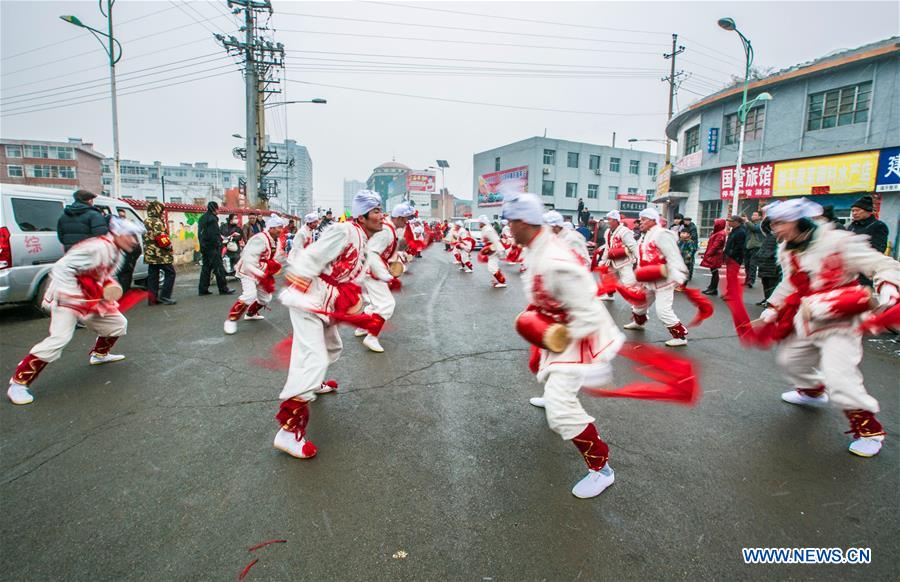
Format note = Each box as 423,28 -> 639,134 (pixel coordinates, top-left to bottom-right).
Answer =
1,249 -> 897,580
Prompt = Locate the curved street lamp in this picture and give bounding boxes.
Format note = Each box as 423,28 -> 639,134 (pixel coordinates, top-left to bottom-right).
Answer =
61,3 -> 123,198
264,98 -> 327,109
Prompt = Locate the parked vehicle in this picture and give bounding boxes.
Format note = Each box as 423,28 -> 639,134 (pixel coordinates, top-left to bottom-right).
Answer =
0,184 -> 149,311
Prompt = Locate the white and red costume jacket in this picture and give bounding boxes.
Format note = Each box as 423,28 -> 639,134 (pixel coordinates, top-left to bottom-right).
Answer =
45,234 -> 123,317
367,218 -> 400,282
635,224 -> 687,289
601,224 -> 638,269
480,224 -> 503,255
456,228 -> 476,253
500,225 -> 513,249
281,221 -> 369,321
287,224 -> 316,263
768,222 -> 900,338
237,231 -> 277,281
523,228 -> 625,386
560,228 -> 591,266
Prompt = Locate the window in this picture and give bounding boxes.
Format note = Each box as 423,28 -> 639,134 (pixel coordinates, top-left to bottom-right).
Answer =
567,152 -> 579,168
102,177 -> 112,185
5,145 -> 22,157
627,188 -> 639,194
24,145 -> 49,158
684,125 -> 700,155
26,165 -> 76,179
145,196 -> 158,201
629,160 -> 640,175
10,198 -> 63,232
169,197 -> 182,203
807,82 -> 872,131
494,157 -> 501,171
7,165 -> 24,177
608,186 -> 619,200
724,106 -> 766,144
543,149 -> 555,165
646,189 -> 655,197
565,182 -> 578,198
587,184 -> 598,199
195,172 -> 205,179
49,146 -> 74,160
699,200 -> 723,238
609,157 -> 620,172
542,179 -> 554,197
589,154 -> 601,170
648,162 -> 658,176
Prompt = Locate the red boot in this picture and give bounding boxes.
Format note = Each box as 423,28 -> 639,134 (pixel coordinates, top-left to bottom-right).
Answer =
8,354 -> 49,404
274,398 -> 317,458
572,423 -> 609,471
665,323 -> 688,346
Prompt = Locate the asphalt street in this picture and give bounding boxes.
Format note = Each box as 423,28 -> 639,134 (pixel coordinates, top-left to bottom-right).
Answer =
1,248 -> 898,581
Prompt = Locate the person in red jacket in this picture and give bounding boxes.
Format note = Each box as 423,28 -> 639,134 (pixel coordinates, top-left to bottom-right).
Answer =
701,218 -> 727,296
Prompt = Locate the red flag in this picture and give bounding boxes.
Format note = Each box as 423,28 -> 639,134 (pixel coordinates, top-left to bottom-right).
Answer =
680,286 -> 714,327
117,289 -> 148,313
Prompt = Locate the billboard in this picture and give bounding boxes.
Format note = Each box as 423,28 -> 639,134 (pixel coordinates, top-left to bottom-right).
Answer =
720,162 -> 775,200
616,192 -> 646,202
406,171 -> 436,193
773,151 -> 879,197
477,165 -> 528,206
875,147 -> 900,193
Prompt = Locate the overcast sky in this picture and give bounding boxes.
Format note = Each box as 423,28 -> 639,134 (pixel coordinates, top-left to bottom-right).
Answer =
2,1 -> 897,211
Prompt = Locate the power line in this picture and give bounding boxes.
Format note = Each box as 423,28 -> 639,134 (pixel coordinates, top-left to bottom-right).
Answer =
287,67 -> 662,80
288,79 -> 666,116
277,28 -> 662,56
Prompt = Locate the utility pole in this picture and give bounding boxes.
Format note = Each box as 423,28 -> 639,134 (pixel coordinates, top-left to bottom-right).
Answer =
662,34 -> 685,166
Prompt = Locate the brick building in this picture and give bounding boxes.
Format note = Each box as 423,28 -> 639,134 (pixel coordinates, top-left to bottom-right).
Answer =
0,137 -> 105,194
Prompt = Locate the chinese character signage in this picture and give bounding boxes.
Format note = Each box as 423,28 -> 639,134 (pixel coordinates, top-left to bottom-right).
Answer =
675,151 -> 702,171
772,151 -> 879,197
477,165 -> 528,206
875,146 -> 900,193
616,192 -> 646,202
406,172 -> 436,193
656,164 -> 672,196
619,201 -> 647,212
707,128 -> 719,154
720,162 -> 775,200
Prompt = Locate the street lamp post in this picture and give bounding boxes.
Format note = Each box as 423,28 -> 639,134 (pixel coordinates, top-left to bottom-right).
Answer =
718,17 -> 773,217
264,98 -> 327,109
61,4 -> 122,198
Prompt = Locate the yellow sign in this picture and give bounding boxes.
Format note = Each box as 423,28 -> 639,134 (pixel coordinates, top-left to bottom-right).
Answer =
772,151 -> 879,197
656,164 -> 672,196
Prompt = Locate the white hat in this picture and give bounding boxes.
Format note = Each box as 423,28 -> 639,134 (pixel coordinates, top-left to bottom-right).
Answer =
562,221 -> 575,230
303,212 -> 318,224
391,202 -> 415,218
352,190 -> 382,218
764,198 -> 823,222
639,207 -> 660,221
455,220 -> 463,227
501,193 -> 544,226
542,210 -> 564,226
477,214 -> 491,225
500,219 -> 509,226
605,210 -> 621,221
108,216 -> 145,236
265,215 -> 288,229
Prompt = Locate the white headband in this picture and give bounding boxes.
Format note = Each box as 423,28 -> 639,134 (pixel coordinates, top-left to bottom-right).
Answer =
108,216 -> 145,236
605,210 -> 621,221
265,215 -> 288,229
501,192 -> 544,226
352,190 -> 382,218
303,212 -> 318,225
639,207 -> 660,221
543,210 -> 564,226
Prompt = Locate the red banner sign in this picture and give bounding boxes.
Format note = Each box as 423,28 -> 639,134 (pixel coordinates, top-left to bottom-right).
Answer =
616,193 -> 646,202
720,162 -> 775,199
477,165 -> 528,207
406,172 -> 436,193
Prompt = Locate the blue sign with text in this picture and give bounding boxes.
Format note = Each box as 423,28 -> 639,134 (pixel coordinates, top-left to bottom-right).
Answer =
707,128 -> 719,154
875,146 -> 900,193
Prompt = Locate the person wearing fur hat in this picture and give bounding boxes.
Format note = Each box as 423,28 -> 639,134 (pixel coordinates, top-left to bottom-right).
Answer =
505,192 -> 624,499
753,198 -> 899,457
477,214 -> 508,288
224,215 -> 287,334
598,210 -> 638,302
355,202 -> 413,352
7,217 -> 144,405
274,190 -> 384,459
623,207 -> 691,347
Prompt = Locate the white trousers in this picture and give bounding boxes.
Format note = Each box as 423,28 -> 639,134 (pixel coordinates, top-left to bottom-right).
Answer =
30,306 -> 127,363
775,332 -> 879,412
279,308 -> 343,401
363,277 -> 396,320
632,284 -> 679,327
613,262 -> 636,287
541,369 -> 595,441
486,253 -> 500,275
238,275 -> 272,306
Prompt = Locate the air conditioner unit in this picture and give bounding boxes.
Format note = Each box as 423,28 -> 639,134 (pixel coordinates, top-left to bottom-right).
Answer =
542,167 -> 551,175
593,169 -> 602,176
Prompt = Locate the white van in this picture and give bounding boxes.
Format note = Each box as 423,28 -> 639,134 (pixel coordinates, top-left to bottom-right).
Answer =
0,185 -> 148,309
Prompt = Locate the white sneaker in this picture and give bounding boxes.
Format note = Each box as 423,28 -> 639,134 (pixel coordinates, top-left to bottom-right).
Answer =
224,320 -> 237,335
354,327 -> 368,337
664,338 -> 688,347
273,428 -> 317,459
600,295 -> 615,302
529,397 -> 546,408
572,464 -> 615,499
493,283 -> 508,288
464,268 -> 473,273
89,353 -> 126,365
315,381 -> 338,394
780,390 -> 829,408
363,334 -> 384,353
458,265 -> 465,271
623,321 -> 645,330
244,313 -> 265,321
7,382 -> 34,405
848,435 -> 884,457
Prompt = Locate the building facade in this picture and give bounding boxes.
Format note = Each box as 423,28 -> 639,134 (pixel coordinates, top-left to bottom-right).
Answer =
366,160 -> 410,208
0,137 -> 105,194
342,179 -> 367,214
473,137 -> 664,222
266,139 -> 313,216
663,37 -> 899,245
101,159 -> 246,205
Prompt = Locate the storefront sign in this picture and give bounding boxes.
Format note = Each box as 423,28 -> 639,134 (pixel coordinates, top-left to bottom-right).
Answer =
656,164 -> 672,196
720,162 -> 775,200
875,146 -> 900,193
707,128 -> 719,154
477,165 -> 528,207
675,151 -> 702,171
616,193 -> 646,202
773,151 -> 879,197
619,201 -> 647,212
406,172 -> 436,193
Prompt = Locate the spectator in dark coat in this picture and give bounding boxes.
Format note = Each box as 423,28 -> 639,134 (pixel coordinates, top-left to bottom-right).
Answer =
197,201 -> 233,296
724,215 -> 746,265
681,216 -> 699,242
751,218 -> 781,306
701,218 -> 727,295
848,195 -> 889,286
743,211 -> 763,287
56,190 -> 108,251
